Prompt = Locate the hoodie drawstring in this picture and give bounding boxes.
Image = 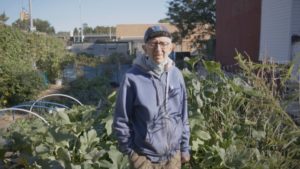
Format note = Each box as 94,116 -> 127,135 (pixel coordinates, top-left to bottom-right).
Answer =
151,72 -> 169,109
151,75 -> 160,106
165,72 -> 169,112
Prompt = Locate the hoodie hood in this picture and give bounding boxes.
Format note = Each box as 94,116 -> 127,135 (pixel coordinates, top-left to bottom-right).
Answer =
133,54 -> 174,77
133,54 -> 174,111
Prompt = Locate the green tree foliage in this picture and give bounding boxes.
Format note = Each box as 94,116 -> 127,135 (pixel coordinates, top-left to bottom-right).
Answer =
167,0 -> 216,44
12,18 -> 55,34
73,27 -> 79,35
12,19 -> 30,31
0,25 -> 42,106
94,26 -> 115,34
56,31 -> 69,36
34,18 -> 55,34
82,23 -> 94,34
0,12 -> 9,25
0,25 -> 72,107
83,26 -> 94,34
158,18 -> 171,23
33,34 -> 73,81
64,77 -> 111,106
73,26 -> 116,35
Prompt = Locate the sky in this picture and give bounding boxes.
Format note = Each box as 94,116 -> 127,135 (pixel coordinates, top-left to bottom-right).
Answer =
0,0 -> 170,32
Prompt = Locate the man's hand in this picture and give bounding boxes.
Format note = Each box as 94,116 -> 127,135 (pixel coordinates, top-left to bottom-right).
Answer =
181,153 -> 190,163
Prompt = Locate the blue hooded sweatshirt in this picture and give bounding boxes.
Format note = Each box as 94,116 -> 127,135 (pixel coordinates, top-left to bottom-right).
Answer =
112,55 -> 190,163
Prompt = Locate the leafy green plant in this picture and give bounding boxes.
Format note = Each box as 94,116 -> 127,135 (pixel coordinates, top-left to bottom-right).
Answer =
0,25 -> 73,107
184,54 -> 300,168
1,51 -> 300,169
63,77 -> 112,106
0,97 -> 128,169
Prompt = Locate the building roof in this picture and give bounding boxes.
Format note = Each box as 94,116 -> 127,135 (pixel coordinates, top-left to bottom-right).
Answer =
115,23 -> 211,53
116,23 -> 178,40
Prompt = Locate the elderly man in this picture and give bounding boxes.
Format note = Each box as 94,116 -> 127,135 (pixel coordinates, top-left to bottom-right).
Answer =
113,25 -> 190,169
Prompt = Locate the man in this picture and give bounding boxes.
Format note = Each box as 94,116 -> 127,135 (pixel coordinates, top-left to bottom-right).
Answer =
113,25 -> 190,169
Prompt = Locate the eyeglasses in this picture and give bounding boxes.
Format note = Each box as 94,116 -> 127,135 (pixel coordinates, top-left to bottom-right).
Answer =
146,41 -> 171,49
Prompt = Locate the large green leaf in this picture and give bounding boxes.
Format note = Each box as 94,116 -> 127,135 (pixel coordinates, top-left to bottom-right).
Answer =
79,129 -> 99,153
57,111 -> 71,124
98,160 -> 113,168
104,115 -> 113,136
108,146 -> 129,169
195,130 -> 211,141
56,147 -> 72,169
84,148 -> 106,161
35,144 -> 49,154
251,129 -> 266,141
192,138 -> 204,151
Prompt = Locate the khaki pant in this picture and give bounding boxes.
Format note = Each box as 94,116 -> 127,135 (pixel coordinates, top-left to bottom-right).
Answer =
129,151 -> 181,169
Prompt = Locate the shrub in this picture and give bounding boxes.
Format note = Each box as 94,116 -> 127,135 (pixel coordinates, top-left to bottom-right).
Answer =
64,77 -> 112,106
0,25 -> 72,107
184,54 -> 300,168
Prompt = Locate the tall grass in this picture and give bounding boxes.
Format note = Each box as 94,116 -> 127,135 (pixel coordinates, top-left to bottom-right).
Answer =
184,54 -> 300,169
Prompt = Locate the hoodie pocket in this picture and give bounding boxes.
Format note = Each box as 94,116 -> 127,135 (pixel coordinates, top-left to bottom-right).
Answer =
168,115 -> 183,150
145,127 -> 169,155
144,115 -> 183,155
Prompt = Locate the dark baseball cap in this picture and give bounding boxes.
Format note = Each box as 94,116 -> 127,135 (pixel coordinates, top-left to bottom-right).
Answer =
144,25 -> 172,42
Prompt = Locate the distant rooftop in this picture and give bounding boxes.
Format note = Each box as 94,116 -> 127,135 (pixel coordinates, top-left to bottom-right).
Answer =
116,23 -> 178,40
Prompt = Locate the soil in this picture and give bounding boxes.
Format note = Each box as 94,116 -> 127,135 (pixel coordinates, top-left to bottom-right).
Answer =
0,113 -> 27,129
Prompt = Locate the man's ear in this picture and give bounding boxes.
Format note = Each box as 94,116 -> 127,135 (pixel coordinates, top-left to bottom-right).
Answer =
171,43 -> 176,51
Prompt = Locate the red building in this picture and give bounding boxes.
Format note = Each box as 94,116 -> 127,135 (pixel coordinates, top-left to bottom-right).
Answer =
216,0 -> 261,67
216,0 -> 300,71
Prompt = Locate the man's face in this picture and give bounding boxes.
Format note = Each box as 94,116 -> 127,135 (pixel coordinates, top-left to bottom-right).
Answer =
143,37 -> 173,64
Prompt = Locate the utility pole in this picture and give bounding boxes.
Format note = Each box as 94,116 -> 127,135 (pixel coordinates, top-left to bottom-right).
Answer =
109,26 -> 111,40
29,0 -> 34,31
79,0 -> 84,42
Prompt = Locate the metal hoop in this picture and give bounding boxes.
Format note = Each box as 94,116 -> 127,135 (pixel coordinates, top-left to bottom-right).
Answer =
0,108 -> 49,126
30,94 -> 83,112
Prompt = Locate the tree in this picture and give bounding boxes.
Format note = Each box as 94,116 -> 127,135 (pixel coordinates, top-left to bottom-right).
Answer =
12,18 -> 55,34
12,19 -> 30,31
0,12 -> 9,25
94,26 -> 116,34
73,27 -> 79,35
158,18 -> 171,23
56,31 -> 70,37
167,0 -> 216,44
34,19 -> 55,34
82,23 -> 93,34
0,25 -> 72,106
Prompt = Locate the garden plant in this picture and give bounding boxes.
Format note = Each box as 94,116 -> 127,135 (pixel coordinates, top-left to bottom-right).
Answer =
1,54 -> 300,168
